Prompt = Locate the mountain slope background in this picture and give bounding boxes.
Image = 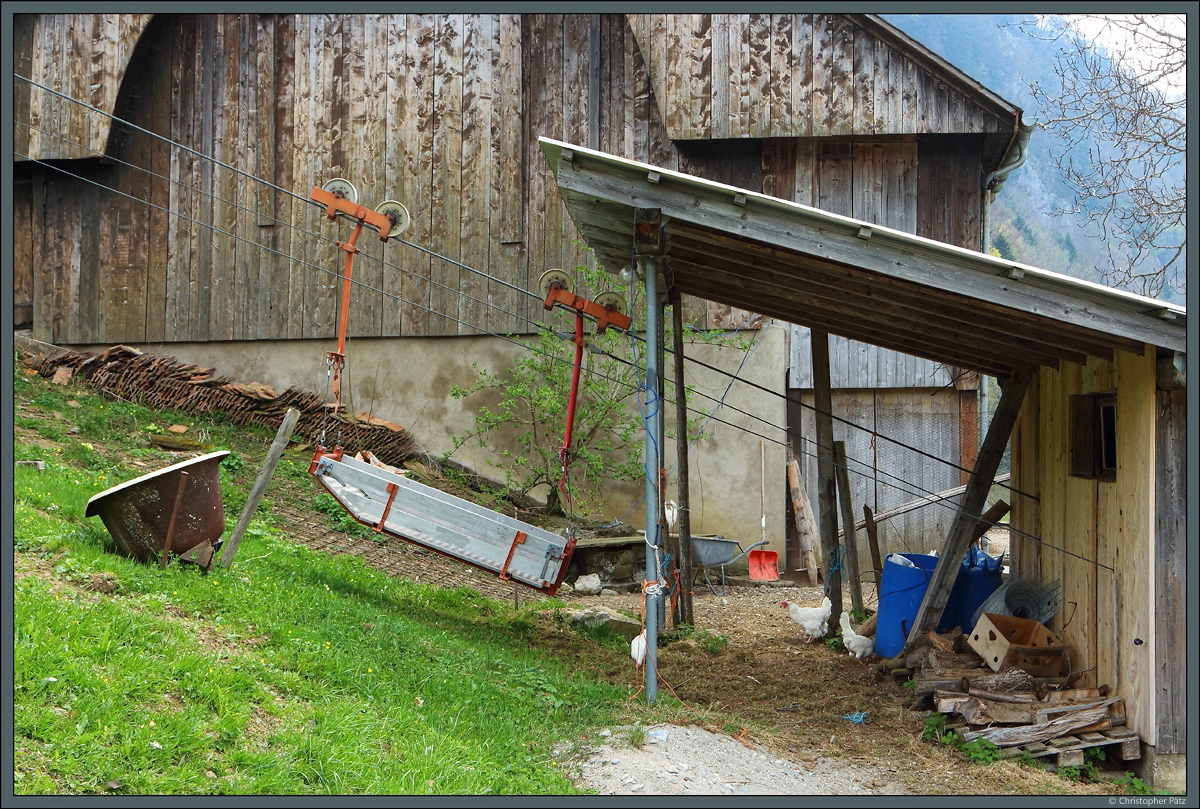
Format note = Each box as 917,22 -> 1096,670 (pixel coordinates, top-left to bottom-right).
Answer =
882,13 -> 1185,304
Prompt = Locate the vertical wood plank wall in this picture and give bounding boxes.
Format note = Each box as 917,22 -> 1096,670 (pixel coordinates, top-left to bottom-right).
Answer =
1153,389 -> 1185,755
16,12 -> 1014,346
797,388 -> 962,559
1012,348 -> 1158,744
14,13 -> 153,162
628,13 -> 1010,141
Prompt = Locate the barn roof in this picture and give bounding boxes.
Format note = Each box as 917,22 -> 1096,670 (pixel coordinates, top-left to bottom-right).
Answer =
541,137 -> 1186,377
626,13 -> 1023,174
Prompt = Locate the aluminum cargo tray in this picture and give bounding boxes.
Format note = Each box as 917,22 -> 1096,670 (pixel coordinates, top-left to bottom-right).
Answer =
310,449 -> 574,594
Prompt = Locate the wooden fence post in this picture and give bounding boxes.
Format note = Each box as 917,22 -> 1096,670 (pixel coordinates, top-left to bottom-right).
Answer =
219,407 -> 300,567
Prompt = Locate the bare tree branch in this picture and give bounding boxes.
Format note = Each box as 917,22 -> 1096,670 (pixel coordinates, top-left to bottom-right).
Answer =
1012,14 -> 1185,297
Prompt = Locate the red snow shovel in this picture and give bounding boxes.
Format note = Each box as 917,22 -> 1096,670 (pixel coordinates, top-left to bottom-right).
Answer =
748,548 -> 779,581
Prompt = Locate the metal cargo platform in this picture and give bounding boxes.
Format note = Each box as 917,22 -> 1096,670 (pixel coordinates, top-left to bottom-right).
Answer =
310,449 -> 574,594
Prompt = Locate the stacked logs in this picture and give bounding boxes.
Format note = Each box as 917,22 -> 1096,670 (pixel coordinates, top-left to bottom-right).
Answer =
25,345 -> 419,464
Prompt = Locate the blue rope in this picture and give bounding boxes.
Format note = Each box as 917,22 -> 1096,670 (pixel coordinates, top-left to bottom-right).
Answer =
840,711 -> 870,724
823,544 -> 846,598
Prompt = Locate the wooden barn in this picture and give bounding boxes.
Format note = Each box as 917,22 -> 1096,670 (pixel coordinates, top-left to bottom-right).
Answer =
13,11 -> 1025,562
538,136 -> 1187,790
9,12 -> 1188,787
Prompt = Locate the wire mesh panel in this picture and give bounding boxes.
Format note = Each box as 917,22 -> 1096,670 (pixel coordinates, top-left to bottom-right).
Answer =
796,387 -> 964,582
871,389 -> 961,554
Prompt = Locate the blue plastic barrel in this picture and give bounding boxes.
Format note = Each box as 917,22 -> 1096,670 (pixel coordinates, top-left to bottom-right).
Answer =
874,549 -> 1004,659
874,553 -> 938,659
943,546 -> 1003,634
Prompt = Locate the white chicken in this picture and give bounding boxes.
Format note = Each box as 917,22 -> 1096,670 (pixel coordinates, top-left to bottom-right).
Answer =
781,595 -> 831,642
839,611 -> 875,660
630,630 -> 647,677
665,500 -> 680,536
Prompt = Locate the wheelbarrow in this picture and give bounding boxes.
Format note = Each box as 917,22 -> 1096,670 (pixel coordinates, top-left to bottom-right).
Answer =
689,536 -> 770,595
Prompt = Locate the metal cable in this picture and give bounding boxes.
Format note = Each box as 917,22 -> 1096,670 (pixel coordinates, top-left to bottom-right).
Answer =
16,73 -> 1035,497
16,94 -> 1093,564
22,149 -> 1086,567
13,118 -> 543,333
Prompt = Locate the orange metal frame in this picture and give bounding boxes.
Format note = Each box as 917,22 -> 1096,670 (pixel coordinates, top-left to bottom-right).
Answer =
541,286 -> 633,334
310,186 -> 404,415
541,280 -> 633,508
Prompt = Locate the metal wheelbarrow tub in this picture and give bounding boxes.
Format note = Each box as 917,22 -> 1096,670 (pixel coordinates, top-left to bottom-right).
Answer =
690,535 -> 770,595
85,451 -> 229,564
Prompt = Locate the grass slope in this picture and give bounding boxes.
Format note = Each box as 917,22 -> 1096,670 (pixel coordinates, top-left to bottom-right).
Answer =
11,363 -> 647,795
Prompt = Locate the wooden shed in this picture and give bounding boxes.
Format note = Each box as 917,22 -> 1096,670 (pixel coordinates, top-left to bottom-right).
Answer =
14,12 -> 1020,341
8,9 -> 1189,788
538,135 -> 1188,787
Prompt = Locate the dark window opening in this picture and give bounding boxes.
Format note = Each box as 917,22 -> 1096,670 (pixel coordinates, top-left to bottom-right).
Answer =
1070,393 -> 1117,481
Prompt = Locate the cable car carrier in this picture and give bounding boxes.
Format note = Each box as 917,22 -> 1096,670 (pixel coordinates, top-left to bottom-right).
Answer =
304,179 -> 631,595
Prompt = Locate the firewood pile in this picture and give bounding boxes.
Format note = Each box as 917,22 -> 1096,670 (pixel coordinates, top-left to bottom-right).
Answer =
23,344 -> 419,464
891,627 -> 1140,770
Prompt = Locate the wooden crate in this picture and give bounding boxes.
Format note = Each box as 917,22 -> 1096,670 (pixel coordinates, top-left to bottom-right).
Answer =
967,613 -> 1066,676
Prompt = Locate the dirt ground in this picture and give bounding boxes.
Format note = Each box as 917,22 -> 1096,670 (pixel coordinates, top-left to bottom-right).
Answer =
266,500 -> 1121,797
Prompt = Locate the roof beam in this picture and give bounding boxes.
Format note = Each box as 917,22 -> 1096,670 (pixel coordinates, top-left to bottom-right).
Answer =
669,252 -> 1073,371
667,240 -> 1092,369
546,142 -> 1185,352
676,271 -> 1023,377
670,223 -> 1126,363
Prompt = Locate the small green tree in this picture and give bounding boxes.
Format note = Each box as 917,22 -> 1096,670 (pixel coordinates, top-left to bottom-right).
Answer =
448,260 -> 645,517
448,257 -> 753,517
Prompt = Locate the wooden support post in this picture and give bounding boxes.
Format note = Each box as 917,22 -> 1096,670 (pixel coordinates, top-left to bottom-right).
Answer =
785,388 -> 805,573
901,369 -> 1032,656
959,388 -> 980,486
863,504 -> 882,586
786,457 -> 820,587
811,329 -> 841,619
670,286 -> 694,627
833,441 -> 863,615
220,408 -> 300,567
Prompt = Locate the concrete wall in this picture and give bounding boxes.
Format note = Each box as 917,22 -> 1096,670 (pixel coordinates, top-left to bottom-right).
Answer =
86,322 -> 789,566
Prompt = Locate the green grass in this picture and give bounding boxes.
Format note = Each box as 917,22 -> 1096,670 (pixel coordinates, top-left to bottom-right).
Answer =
13,365 -> 637,795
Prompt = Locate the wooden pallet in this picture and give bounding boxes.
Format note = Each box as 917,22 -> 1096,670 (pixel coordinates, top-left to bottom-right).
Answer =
950,724 -> 1140,768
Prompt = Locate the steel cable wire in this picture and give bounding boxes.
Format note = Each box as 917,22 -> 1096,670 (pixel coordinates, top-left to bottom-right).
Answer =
18,96 -> 1100,566
15,73 -> 1036,499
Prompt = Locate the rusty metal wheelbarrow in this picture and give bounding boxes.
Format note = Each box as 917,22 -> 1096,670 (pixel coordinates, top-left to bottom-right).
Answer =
689,536 -> 770,595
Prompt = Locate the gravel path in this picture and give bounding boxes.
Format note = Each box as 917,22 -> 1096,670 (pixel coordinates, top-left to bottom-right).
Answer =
556,723 -> 910,796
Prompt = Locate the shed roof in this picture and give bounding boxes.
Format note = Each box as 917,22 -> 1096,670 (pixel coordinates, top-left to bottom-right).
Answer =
541,137 -> 1186,377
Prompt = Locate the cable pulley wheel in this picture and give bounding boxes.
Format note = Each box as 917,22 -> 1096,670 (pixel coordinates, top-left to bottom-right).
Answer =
538,269 -> 572,298
594,291 -> 628,316
321,178 -> 358,206
375,200 -> 411,237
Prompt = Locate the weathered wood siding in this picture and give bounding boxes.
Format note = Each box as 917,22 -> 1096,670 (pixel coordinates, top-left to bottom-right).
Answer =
784,135 -> 983,389
14,13 -> 153,161
797,388 -> 961,557
1010,347 -> 1158,744
15,12 -> 1010,346
628,13 -> 1012,141
17,12 -> 790,343
1154,389 -> 1185,755
13,177 -> 35,327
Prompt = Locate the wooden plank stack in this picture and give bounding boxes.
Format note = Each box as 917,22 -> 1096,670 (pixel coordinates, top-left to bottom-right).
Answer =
938,683 -> 1140,769
895,628 -> 1141,770
24,344 -> 419,464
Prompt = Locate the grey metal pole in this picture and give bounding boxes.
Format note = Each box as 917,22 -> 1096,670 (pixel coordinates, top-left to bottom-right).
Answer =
642,255 -> 660,704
